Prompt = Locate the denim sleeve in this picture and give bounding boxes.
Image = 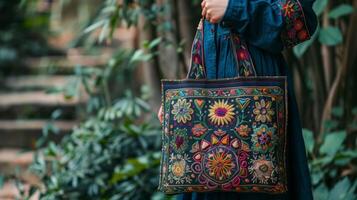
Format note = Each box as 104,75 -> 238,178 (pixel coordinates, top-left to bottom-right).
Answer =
221,0 -> 318,53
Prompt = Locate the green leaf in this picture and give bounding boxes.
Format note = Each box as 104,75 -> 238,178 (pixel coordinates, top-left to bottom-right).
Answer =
293,38 -> 313,58
0,175 -> 4,189
84,20 -> 106,34
148,37 -> 162,49
329,4 -> 355,19
319,131 -> 346,156
311,170 -> 324,185
314,183 -> 329,200
313,0 -> 329,16
328,177 -> 351,200
302,129 -> 315,154
319,26 -> 343,46
352,107 -> 357,116
345,180 -> 357,200
331,106 -> 344,118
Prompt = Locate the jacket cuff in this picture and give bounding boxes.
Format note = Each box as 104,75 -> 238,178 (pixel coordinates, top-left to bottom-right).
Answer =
221,0 -> 246,30
279,0 -> 311,48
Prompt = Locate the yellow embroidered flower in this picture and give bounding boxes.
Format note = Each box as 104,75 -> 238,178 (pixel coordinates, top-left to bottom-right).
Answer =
208,100 -> 235,126
171,99 -> 194,123
171,160 -> 186,178
253,99 -> 275,123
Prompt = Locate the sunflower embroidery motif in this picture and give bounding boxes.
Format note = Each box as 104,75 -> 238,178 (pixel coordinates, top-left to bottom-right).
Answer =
171,99 -> 194,123
208,100 -> 235,126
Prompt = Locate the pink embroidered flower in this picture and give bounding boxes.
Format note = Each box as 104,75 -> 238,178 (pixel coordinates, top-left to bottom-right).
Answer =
193,53 -> 202,65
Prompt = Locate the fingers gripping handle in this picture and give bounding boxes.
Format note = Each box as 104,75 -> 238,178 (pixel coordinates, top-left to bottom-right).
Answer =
187,19 -> 257,80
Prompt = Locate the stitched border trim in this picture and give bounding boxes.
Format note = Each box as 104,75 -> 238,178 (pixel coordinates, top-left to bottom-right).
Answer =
279,0 -> 311,48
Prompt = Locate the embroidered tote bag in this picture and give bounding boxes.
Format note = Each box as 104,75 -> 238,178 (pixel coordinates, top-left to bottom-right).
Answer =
158,20 -> 288,194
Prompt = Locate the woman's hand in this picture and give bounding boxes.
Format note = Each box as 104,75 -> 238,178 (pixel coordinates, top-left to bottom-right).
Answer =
201,0 -> 229,23
157,105 -> 163,124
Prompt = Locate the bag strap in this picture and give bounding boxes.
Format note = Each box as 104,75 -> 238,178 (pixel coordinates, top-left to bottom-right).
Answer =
187,19 -> 256,79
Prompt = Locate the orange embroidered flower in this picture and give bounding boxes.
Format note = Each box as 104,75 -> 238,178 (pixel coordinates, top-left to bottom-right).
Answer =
206,148 -> 236,181
172,160 -> 186,178
235,124 -> 251,137
192,123 -> 207,137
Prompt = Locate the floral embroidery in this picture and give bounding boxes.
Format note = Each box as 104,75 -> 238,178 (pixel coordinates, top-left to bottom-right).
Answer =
192,123 -> 208,137
249,157 -> 276,184
253,99 -> 275,123
171,128 -> 188,153
205,147 -> 236,181
236,48 -> 249,61
187,20 -> 256,79
160,78 -> 288,194
235,124 -> 251,138
208,100 -> 235,126
187,22 -> 206,79
282,1 -> 295,17
168,154 -> 192,184
279,0 -> 311,48
214,129 -> 227,137
252,125 -> 276,153
171,99 -> 193,123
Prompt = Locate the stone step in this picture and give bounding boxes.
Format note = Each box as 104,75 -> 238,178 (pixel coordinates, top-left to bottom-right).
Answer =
24,54 -> 109,75
0,149 -> 44,199
0,120 -> 77,148
0,180 -> 39,200
0,75 -> 75,91
0,91 -> 87,119
0,149 -> 33,173
0,91 -> 86,107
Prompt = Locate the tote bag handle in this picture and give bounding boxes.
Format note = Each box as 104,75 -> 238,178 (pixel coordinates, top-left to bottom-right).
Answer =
187,19 -> 257,79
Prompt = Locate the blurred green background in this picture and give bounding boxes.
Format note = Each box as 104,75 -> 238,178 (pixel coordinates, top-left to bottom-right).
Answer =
0,0 -> 356,199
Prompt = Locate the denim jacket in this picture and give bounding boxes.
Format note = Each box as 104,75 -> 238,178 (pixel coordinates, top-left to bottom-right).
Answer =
199,0 -> 318,79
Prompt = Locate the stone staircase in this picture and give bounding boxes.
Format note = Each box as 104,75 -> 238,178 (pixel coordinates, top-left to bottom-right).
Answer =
0,53 -> 108,199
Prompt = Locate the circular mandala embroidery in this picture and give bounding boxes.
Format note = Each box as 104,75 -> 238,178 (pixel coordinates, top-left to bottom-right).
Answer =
208,100 -> 235,126
252,124 -> 277,153
171,99 -> 194,123
171,128 -> 188,153
202,146 -> 239,183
